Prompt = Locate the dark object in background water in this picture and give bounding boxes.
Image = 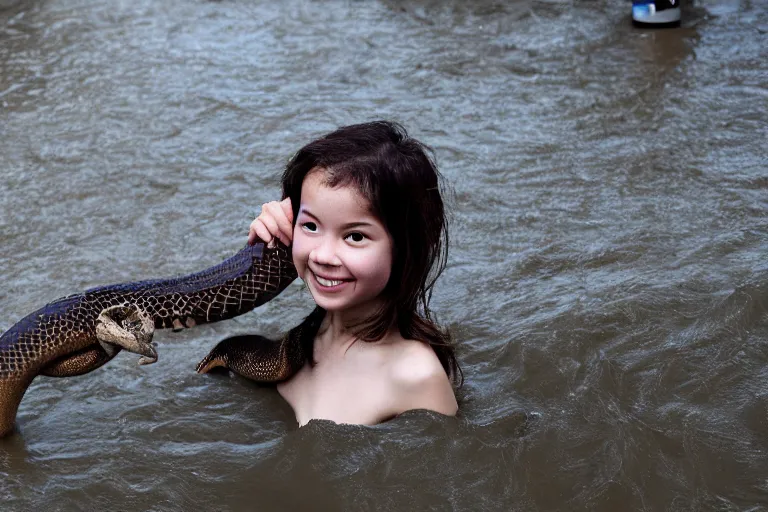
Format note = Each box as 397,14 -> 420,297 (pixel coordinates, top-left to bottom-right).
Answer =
632,0 -> 682,27
0,240 -> 298,438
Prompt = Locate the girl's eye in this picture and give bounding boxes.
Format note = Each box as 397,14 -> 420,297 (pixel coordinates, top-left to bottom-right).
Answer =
345,232 -> 366,243
301,222 -> 317,232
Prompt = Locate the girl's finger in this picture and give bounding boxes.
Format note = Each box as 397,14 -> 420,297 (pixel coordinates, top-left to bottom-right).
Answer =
264,202 -> 293,245
280,198 -> 294,225
258,212 -> 281,243
254,221 -> 274,247
248,217 -> 272,246
247,218 -> 262,245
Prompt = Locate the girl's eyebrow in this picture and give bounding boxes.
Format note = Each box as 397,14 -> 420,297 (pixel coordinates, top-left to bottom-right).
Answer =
299,208 -> 319,221
299,208 -> 376,230
342,221 -> 375,230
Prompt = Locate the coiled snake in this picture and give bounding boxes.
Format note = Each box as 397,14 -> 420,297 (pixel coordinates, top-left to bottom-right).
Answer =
0,240 -> 302,437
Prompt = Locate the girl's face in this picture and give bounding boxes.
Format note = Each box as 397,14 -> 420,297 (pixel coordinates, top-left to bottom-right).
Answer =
292,170 -> 393,316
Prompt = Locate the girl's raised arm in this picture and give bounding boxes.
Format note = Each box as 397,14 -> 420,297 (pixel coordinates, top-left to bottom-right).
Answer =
247,198 -> 294,247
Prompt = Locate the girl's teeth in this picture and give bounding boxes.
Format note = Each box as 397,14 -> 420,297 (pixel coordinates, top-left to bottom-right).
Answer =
316,276 -> 342,287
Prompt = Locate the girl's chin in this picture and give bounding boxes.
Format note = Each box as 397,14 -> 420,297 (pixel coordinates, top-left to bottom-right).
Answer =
308,290 -> 356,312
306,283 -> 348,310
307,288 -> 381,316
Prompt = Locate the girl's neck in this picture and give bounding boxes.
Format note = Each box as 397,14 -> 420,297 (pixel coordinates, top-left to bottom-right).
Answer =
314,300 -> 392,354
315,311 -> 357,351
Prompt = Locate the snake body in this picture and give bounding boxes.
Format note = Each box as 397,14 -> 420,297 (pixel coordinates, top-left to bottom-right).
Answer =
0,241 -> 299,437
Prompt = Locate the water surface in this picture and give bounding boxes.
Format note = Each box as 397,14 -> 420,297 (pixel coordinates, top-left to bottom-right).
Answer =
1,0 -> 767,510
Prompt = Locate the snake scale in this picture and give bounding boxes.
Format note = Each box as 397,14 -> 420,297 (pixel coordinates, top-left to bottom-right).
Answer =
0,240 -> 303,437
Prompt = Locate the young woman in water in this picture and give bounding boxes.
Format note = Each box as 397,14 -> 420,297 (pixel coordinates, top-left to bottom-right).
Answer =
249,121 -> 461,426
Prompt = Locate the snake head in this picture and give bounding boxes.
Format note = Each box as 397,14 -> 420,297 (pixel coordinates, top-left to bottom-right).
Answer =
95,304 -> 157,365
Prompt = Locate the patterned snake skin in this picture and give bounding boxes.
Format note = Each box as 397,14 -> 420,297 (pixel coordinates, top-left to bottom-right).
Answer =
0,241 -> 299,437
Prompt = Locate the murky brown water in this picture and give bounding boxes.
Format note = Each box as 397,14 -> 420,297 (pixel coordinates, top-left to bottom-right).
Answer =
1,0 -> 767,509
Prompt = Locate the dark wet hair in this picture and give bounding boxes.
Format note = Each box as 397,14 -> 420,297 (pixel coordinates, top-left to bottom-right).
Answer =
282,121 -> 462,385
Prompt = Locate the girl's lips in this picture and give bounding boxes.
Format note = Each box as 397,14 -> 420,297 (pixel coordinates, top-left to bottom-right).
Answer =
316,275 -> 343,287
309,271 -> 351,292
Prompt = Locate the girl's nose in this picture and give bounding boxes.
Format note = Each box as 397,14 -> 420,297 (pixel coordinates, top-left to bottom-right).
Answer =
309,237 -> 341,266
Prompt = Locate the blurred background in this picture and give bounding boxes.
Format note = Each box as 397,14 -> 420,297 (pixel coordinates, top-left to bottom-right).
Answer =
1,0 -> 767,510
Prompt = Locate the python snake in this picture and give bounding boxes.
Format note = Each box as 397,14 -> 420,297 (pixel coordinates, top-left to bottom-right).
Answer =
0,240 -> 302,437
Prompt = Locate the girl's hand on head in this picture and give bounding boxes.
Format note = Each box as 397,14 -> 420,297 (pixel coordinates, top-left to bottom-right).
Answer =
248,198 -> 294,248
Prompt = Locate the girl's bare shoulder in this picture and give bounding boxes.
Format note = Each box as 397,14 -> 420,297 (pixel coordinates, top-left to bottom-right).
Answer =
382,336 -> 458,417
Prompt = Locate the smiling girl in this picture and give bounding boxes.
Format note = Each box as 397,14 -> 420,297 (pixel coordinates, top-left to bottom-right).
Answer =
240,121 -> 460,426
